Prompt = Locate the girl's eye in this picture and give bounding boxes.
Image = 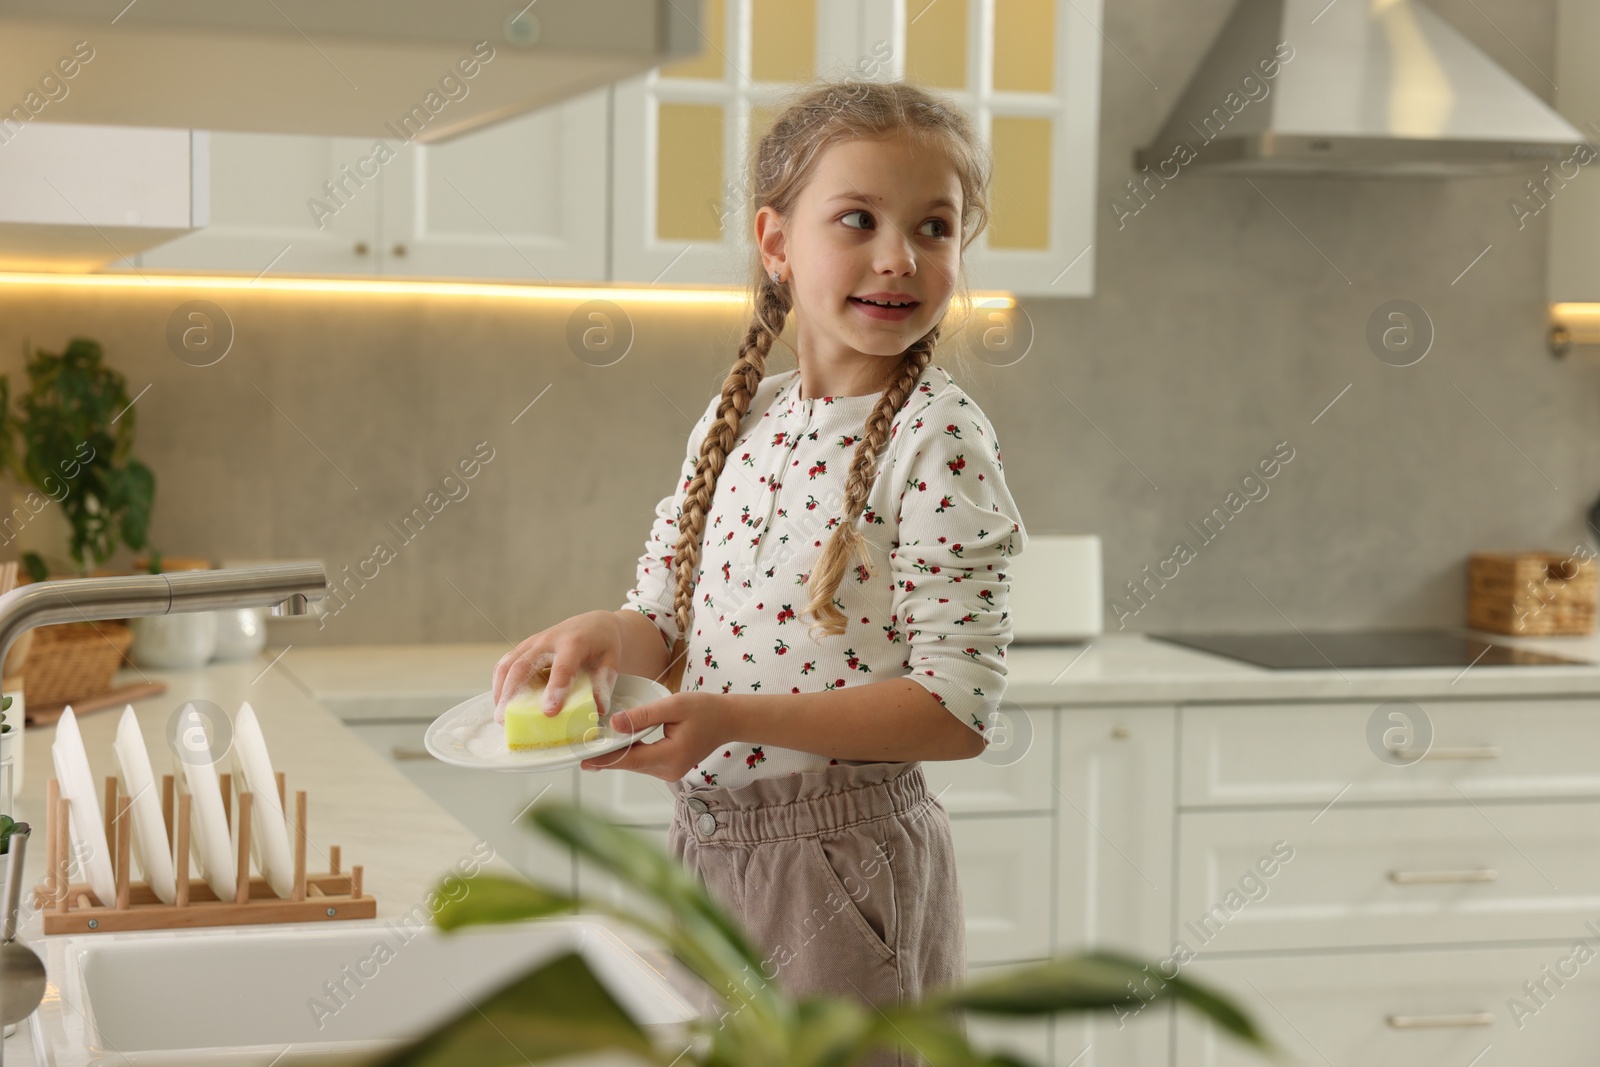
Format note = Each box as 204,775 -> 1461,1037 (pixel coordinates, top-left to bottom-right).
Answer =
841,211 -> 952,238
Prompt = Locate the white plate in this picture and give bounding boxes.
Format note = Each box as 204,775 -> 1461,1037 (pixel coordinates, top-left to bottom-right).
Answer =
51,708 -> 118,907
425,674 -> 670,772
231,702 -> 294,899
170,703 -> 237,900
111,706 -> 176,904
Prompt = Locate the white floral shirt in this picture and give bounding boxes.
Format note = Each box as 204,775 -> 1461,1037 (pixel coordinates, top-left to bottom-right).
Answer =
620,363 -> 1028,786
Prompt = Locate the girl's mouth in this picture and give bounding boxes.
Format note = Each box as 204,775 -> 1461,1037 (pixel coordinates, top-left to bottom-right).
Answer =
849,296 -> 919,321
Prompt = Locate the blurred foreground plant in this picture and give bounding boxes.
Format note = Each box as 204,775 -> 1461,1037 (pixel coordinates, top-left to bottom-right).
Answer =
367,800 -> 1276,1067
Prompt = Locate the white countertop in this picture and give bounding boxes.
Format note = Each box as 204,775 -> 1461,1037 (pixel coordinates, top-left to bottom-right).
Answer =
277,629 -> 1600,711
3,654 -> 694,1065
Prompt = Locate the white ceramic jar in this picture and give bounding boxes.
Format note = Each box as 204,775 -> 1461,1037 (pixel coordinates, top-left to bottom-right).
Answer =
128,612 -> 219,669
212,607 -> 268,661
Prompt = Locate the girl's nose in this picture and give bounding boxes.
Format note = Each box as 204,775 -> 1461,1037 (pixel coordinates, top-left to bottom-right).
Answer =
873,232 -> 917,276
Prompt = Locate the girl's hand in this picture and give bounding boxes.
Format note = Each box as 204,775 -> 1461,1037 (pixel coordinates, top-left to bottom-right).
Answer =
493,610 -> 623,724
580,692 -> 732,781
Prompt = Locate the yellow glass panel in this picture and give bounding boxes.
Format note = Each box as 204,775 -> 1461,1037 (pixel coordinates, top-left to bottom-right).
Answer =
906,0 -> 967,89
988,116 -> 1051,249
745,103 -> 777,153
993,0 -> 1055,93
751,0 -> 816,83
660,0 -> 726,80
657,103 -> 725,241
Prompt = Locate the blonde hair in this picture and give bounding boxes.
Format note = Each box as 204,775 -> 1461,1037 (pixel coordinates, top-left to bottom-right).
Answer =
662,79 -> 992,693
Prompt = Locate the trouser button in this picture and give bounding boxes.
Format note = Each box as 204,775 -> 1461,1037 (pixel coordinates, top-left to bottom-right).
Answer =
696,811 -> 717,836
687,797 -> 708,814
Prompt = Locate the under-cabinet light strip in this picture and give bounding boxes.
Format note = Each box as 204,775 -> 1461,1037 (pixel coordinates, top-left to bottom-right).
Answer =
0,271 -> 1015,308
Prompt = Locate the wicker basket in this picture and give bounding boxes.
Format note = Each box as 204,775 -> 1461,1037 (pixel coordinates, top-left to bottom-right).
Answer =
23,621 -> 134,706
1468,551 -> 1598,636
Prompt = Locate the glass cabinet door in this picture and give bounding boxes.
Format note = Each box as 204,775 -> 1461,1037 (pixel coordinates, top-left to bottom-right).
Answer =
611,0 -> 1101,296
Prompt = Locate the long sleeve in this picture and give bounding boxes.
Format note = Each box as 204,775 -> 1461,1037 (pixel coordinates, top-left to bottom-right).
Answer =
887,390 -> 1028,737
619,393 -> 722,650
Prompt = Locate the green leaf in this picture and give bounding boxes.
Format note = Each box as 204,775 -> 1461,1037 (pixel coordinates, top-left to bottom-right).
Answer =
19,554 -> 45,585
12,338 -> 152,569
929,950 -> 1271,1051
526,801 -> 770,976
365,948 -> 657,1067
780,997 -> 875,1067
859,1012 -> 1025,1067
430,873 -> 578,931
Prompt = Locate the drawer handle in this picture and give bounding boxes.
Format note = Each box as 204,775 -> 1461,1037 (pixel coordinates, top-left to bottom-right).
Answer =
1389,745 -> 1501,761
391,746 -> 434,761
1387,868 -> 1498,885
1386,1012 -> 1494,1029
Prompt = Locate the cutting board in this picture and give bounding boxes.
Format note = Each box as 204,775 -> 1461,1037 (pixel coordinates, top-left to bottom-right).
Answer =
26,681 -> 168,727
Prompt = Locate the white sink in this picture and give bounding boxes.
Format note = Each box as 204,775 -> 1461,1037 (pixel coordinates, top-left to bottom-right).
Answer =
29,917 -> 698,1065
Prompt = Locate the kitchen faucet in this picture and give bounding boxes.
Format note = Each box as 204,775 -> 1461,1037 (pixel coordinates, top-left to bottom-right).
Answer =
0,563 -> 328,671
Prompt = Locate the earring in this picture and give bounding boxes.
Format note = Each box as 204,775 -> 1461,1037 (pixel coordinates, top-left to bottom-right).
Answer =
771,269 -> 782,283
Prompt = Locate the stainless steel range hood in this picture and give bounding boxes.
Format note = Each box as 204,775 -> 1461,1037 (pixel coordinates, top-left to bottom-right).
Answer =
1136,0 -> 1589,177
0,0 -> 700,142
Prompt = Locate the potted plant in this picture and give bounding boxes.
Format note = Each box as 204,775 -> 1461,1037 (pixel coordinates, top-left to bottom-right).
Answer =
365,801 -> 1277,1067
0,338 -> 157,706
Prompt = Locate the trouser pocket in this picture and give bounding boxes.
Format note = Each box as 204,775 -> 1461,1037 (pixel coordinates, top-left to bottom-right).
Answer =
802,830 -> 897,964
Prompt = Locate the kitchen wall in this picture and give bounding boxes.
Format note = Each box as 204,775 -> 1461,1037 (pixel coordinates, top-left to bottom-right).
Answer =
0,0 -> 1596,649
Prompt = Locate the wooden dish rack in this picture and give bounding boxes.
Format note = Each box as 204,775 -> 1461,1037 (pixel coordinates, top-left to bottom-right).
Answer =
33,770 -> 377,934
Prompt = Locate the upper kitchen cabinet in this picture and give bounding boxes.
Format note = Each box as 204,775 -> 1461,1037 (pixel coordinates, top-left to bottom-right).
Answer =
378,88 -> 609,280
138,88 -> 610,281
611,0 -> 1103,296
137,132 -> 383,276
0,0 -> 699,139
0,123 -> 206,272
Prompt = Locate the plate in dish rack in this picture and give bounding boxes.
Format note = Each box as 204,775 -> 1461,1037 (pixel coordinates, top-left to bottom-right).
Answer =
423,674 -> 669,772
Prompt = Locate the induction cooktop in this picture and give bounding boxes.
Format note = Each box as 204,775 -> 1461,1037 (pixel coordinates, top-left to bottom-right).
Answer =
1148,629 -> 1592,670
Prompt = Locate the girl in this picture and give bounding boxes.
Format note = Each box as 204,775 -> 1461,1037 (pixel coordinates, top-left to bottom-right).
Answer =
492,78 -> 1027,1064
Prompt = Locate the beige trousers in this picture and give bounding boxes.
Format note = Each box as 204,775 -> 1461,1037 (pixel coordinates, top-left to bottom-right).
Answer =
667,760 -> 967,1067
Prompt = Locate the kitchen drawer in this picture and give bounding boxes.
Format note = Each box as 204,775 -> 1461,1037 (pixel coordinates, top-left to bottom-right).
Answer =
924,711 -> 1057,814
1177,803 -> 1600,954
951,814 -> 1054,966
965,962 -> 1051,1064
1175,944 -> 1600,1066
1180,698 -> 1600,808
346,721 -> 575,893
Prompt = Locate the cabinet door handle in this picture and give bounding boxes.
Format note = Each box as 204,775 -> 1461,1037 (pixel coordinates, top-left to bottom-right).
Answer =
1387,868 -> 1498,885
354,241 -> 370,256
391,746 -> 433,761
391,243 -> 408,257
1389,745 -> 1501,761
1385,1012 -> 1494,1029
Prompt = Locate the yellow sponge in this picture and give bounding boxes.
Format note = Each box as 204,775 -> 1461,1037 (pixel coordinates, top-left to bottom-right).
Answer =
504,670 -> 601,750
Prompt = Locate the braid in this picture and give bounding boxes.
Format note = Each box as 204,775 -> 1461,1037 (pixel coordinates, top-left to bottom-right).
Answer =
660,281 -> 792,693
800,331 -> 936,641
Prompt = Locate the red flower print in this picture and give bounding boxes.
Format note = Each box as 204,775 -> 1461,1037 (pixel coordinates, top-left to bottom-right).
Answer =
947,455 -> 966,476
746,746 -> 766,768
